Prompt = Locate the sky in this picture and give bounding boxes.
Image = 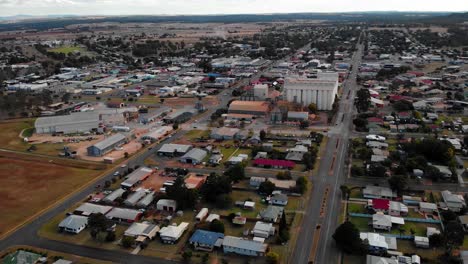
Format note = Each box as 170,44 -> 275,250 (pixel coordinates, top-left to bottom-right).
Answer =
0,0 -> 467,17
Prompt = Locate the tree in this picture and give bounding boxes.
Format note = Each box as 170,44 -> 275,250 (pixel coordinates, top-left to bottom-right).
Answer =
215,193 -> 232,209
333,221 -> 366,255
276,171 -> 292,180
388,175 -> 407,194
124,152 -> 129,159
299,120 -> 310,129
121,236 -> 134,248
166,176 -> 197,210
445,221 -> 464,250
88,213 -> 110,240
340,185 -> 350,200
429,233 -> 444,248
295,176 -> 308,194
303,152 -> 316,171
393,100 -> 414,111
368,164 -> 387,178
259,181 -> 275,195
425,165 -> 444,182
201,253 -> 209,264
61,93 -> 71,103
182,251 -> 192,263
266,252 -> 280,264
224,164 -> 245,183
160,98 -> 165,104
200,173 -> 232,202
308,103 -> 317,114
209,219 -> 225,233
172,122 -> 179,130
355,89 -> 371,112
260,130 -> 266,142
353,118 -> 368,132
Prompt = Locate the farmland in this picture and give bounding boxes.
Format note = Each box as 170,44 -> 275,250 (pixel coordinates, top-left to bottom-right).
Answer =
0,155 -> 104,236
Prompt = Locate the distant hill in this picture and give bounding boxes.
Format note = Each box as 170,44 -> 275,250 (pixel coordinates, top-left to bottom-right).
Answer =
0,12 -> 457,32
419,12 -> 468,24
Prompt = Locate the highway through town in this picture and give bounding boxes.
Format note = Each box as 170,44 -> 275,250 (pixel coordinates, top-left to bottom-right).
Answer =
290,39 -> 364,264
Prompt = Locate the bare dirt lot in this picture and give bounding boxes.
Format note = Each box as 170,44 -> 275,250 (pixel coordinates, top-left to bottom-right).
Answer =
0,153 -> 104,236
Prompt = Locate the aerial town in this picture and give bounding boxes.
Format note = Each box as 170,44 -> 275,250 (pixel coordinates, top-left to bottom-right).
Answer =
0,2 -> 468,264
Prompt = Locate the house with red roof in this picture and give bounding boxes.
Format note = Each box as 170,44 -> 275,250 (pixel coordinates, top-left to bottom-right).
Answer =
368,199 -> 408,216
253,159 -> 295,169
367,117 -> 384,126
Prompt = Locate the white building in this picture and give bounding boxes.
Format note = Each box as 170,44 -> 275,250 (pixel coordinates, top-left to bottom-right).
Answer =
284,72 -> 339,110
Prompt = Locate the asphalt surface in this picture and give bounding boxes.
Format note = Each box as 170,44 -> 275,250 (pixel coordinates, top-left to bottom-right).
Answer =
290,40 -> 364,264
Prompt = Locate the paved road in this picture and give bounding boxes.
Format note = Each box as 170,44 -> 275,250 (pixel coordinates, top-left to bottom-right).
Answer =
290,38 -> 364,264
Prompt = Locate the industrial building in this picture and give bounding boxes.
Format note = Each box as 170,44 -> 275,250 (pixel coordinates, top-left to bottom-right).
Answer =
284,72 -> 339,110
35,112 -> 100,134
228,101 -> 269,116
87,133 -> 128,157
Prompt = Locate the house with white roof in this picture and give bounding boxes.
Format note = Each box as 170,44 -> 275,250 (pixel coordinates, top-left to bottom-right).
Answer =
372,213 -> 404,231
159,222 -> 189,244
58,215 -> 88,234
252,221 -> 275,238
222,236 -> 268,257
441,190 -> 466,212
360,232 -> 397,254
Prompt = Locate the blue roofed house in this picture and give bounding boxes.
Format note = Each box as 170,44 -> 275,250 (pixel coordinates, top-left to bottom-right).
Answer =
189,229 -> 225,252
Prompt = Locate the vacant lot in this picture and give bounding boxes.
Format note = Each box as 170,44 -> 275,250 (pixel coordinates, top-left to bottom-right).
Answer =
47,45 -> 85,54
0,119 -> 35,151
0,156 -> 103,236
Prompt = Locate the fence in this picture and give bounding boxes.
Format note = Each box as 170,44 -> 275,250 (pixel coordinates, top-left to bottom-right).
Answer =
349,213 -> 442,224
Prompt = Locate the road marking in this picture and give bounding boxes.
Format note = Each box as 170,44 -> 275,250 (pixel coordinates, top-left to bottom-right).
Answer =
308,224 -> 322,264
319,186 -> 330,218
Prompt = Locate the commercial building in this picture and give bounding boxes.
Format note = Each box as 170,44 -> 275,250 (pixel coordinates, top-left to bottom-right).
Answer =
35,112 -> 100,134
228,101 -> 269,116
284,72 -> 339,110
157,144 -> 192,157
253,84 -> 269,100
121,167 -> 153,189
179,148 -> 208,165
87,133 -> 127,157
106,207 -> 142,223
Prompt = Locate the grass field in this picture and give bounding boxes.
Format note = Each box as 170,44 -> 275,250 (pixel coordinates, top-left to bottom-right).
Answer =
48,45 -> 85,54
0,156 -> 103,236
0,119 -> 35,151
185,129 -> 211,141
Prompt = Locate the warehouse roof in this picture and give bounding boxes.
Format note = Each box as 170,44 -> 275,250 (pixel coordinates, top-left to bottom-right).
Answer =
35,112 -> 99,128
103,188 -> 126,203
121,167 -> 153,188
74,203 -> 112,216
181,148 -> 208,162
92,133 -> 126,151
228,100 -> 269,113
158,143 -> 192,153
106,207 -> 142,221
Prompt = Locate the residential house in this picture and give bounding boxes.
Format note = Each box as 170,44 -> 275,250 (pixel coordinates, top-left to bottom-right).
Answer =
433,165 -> 453,179
414,236 -> 430,248
419,202 -> 438,213
106,208 -> 142,223
360,232 -> 397,253
159,222 -> 189,244
157,199 -> 177,212
208,154 -> 223,165
363,186 -> 396,199
270,193 -> 288,206
189,229 -> 224,252
259,205 -> 283,222
252,221 -> 275,238
403,195 -> 422,205
427,227 -> 441,237
441,190 -> 466,212
366,255 -> 398,264
372,213 -> 405,231
179,148 -> 207,165
458,215 -> 468,232
285,145 -> 308,161
58,215 -> 88,234
250,177 -> 266,188
2,250 -> 42,264
124,222 -> 160,243
222,236 -> 268,257
206,214 -> 220,223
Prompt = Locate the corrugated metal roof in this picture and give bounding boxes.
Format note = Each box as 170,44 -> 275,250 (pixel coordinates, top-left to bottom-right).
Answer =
92,133 -> 126,151
222,236 -> 267,252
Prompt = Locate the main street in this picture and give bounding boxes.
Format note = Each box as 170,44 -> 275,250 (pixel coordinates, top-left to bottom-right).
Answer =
290,39 -> 364,264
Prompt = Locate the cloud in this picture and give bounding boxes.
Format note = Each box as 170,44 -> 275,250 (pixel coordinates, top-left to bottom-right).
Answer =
0,0 -> 466,16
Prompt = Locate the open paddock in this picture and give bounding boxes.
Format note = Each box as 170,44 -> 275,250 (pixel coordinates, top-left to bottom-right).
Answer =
0,154 -> 104,236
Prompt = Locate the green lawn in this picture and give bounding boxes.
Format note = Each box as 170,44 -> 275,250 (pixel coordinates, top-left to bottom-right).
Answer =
398,240 -> 442,262
347,203 -> 367,213
185,130 -> 211,141
349,187 -> 363,199
213,190 -> 267,218
0,119 -> 35,151
219,147 -> 237,162
349,216 -> 370,231
48,45 -> 85,54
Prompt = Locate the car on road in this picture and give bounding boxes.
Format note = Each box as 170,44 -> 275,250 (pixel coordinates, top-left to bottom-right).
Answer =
113,171 -> 121,176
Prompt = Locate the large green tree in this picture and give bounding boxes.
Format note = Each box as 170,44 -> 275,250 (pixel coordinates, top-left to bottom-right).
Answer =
355,89 -> 371,113
333,221 -> 366,255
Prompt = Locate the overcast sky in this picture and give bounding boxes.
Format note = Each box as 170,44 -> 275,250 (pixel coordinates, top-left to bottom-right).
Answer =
0,0 -> 466,17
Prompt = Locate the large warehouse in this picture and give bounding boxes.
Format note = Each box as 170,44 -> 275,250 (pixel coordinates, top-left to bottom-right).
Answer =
35,112 -> 100,134
87,133 -> 128,157
228,101 -> 269,116
284,72 -> 339,111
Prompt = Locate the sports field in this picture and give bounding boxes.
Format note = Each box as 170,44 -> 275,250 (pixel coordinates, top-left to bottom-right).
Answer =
0,154 -> 103,236
47,45 -> 85,54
